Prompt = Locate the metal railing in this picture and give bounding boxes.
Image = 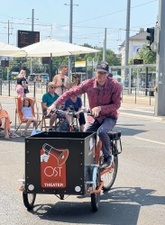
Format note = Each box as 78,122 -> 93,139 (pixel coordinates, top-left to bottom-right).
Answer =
0,80 -> 155,106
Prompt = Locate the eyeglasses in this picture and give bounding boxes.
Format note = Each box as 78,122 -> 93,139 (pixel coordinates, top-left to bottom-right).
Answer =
50,87 -> 56,89
98,71 -> 106,75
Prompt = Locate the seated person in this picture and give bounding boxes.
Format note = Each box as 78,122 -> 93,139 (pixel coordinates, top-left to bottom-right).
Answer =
21,97 -> 38,137
0,103 -> 11,139
41,82 -> 59,129
64,95 -> 86,131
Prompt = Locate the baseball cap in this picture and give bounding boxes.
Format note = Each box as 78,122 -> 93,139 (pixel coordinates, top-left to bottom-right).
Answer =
96,61 -> 109,73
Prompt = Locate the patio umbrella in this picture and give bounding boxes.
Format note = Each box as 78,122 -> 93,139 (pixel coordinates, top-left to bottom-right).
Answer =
18,39 -> 99,57
0,41 -> 24,56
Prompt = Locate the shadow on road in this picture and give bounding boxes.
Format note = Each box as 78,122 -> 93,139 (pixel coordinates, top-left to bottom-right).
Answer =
26,186 -> 164,225
115,125 -> 147,136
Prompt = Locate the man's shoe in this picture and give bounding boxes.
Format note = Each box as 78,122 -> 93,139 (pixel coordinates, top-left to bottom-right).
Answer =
101,155 -> 114,169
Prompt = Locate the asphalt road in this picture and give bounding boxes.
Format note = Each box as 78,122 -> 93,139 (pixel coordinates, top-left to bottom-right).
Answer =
0,97 -> 165,225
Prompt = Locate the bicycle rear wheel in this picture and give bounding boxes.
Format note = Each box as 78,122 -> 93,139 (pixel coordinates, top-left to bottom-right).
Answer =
102,155 -> 118,192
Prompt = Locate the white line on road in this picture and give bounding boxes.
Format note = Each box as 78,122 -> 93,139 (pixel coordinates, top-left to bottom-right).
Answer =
120,112 -> 163,122
135,136 -> 165,146
121,107 -> 153,114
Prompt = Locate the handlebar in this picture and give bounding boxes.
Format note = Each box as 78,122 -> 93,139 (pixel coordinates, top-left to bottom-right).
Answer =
50,108 -> 91,117
51,109 -> 78,117
83,108 -> 92,116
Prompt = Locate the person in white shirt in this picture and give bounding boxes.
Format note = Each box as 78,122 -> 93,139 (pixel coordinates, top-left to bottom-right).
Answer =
21,98 -> 37,136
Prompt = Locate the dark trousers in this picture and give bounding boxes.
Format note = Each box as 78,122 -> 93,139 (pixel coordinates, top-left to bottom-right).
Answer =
84,117 -> 117,158
78,112 -> 86,126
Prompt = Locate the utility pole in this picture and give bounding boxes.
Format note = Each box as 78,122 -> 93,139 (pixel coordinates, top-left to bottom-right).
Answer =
32,9 -> 34,31
30,9 -> 34,75
27,9 -> 38,31
155,0 -> 165,116
68,0 -> 73,82
124,0 -> 131,88
27,9 -> 38,75
65,0 -> 78,82
8,20 -> 10,44
103,28 -> 107,61
69,0 -> 73,44
4,20 -> 11,44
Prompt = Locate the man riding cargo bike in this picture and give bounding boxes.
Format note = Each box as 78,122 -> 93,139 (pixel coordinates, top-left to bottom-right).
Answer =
48,61 -> 123,169
20,61 -> 123,212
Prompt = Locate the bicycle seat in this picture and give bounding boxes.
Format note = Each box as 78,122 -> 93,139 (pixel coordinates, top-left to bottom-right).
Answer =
108,130 -> 121,140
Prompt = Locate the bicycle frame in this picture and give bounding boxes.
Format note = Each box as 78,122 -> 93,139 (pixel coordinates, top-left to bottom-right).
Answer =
92,130 -> 122,193
95,139 -> 114,177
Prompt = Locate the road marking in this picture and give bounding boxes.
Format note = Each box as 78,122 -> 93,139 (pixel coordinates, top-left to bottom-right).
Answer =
120,112 -> 164,122
135,137 -> 165,146
121,107 -> 153,114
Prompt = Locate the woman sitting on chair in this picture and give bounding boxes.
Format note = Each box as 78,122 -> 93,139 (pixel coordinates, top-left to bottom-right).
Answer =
21,98 -> 38,137
0,103 -> 11,139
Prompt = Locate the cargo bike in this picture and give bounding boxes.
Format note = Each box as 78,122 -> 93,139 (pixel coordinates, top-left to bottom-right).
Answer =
21,128 -> 122,212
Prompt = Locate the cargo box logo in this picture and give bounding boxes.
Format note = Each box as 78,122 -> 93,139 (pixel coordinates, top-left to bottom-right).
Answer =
40,143 -> 69,188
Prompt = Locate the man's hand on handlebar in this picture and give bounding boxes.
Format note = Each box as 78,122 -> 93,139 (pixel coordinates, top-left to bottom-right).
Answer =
91,106 -> 101,118
47,104 -> 56,116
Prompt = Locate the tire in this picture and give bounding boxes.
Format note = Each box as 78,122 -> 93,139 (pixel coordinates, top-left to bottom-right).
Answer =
23,191 -> 36,210
102,155 -> 118,192
91,192 -> 100,212
91,169 -> 101,212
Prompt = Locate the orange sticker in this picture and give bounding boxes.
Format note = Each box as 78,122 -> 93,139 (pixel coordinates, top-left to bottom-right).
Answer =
40,143 -> 69,188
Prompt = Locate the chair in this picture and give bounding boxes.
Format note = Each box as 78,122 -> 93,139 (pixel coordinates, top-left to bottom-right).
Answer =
40,102 -> 51,131
40,104 -> 72,132
15,97 -> 41,133
40,114 -> 50,131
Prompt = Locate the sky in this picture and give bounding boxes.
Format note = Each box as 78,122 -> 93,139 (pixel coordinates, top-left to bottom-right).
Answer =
0,0 -> 158,53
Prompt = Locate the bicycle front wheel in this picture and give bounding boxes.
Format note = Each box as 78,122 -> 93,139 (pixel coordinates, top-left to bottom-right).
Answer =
23,191 -> 36,210
102,155 -> 118,192
91,169 -> 101,212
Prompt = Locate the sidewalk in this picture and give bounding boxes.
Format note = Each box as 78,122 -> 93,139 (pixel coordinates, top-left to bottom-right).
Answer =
120,95 -> 165,122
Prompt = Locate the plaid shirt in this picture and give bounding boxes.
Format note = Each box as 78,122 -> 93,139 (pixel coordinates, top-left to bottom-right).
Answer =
54,77 -> 123,123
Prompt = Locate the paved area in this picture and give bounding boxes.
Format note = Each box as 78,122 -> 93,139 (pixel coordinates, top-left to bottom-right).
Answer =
0,92 -> 163,140
1,82 -> 159,121
0,93 -> 163,137
0,93 -> 165,225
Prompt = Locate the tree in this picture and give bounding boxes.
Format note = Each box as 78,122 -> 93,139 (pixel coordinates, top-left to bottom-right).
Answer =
138,45 -> 156,64
129,45 -> 156,65
82,45 -> 121,66
129,45 -> 156,87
